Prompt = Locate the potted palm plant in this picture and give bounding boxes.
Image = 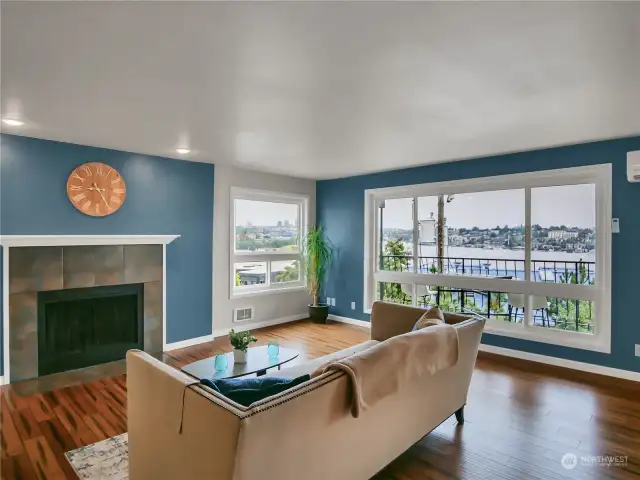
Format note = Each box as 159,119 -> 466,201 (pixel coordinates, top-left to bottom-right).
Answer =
302,225 -> 333,323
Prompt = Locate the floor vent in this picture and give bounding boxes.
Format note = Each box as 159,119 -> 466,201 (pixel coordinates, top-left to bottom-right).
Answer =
234,306 -> 254,323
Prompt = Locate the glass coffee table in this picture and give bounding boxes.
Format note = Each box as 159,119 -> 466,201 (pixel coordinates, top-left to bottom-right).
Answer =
181,345 -> 300,381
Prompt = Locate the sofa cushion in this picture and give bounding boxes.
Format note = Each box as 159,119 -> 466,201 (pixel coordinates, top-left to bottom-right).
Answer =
265,340 -> 380,379
201,375 -> 311,407
412,307 -> 445,331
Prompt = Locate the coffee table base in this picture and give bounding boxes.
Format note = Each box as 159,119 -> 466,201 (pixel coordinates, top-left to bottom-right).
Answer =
256,365 -> 281,377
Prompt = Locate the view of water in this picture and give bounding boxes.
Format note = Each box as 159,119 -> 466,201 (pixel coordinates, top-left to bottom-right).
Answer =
393,245 -> 596,283
416,245 -> 595,263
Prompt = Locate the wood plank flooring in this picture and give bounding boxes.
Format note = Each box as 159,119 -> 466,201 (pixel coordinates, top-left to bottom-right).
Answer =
1,319 -> 639,479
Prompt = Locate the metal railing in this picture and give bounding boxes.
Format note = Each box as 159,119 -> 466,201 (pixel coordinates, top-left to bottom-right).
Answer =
381,255 -> 595,283
378,255 -> 595,332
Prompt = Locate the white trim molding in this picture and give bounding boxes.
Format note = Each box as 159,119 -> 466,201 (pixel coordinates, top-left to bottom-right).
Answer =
0,234 -> 180,247
363,163 -> 612,353
165,334 -> 214,351
479,344 -> 640,383
2,246 -> 9,385
0,376 -> 5,386
213,313 -> 308,338
328,314 -> 372,328
328,313 -> 640,383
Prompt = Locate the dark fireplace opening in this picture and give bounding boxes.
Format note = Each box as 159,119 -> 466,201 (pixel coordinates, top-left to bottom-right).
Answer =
38,284 -> 144,376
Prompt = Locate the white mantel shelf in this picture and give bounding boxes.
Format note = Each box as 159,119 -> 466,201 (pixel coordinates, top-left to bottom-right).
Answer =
0,235 -> 180,247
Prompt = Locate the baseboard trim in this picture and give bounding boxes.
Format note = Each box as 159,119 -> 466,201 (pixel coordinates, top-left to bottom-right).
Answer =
479,344 -> 640,383
0,376 -> 5,386
213,313 -> 309,338
327,313 -> 640,383
165,334 -> 214,351
328,314 -> 372,328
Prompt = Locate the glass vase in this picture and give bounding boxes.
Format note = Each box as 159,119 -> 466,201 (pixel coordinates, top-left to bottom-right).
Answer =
267,342 -> 280,358
214,354 -> 228,372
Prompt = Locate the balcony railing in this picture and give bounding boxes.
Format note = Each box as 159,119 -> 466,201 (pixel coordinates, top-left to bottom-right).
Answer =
378,255 -> 595,332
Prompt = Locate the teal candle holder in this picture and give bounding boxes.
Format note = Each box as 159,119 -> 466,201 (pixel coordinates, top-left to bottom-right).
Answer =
214,353 -> 228,372
267,342 -> 280,358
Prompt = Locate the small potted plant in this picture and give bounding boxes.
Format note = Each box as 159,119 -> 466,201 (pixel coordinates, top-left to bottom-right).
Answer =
229,329 -> 257,363
302,225 -> 333,323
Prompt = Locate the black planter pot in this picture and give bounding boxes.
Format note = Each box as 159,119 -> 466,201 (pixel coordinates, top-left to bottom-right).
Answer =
309,304 -> 330,324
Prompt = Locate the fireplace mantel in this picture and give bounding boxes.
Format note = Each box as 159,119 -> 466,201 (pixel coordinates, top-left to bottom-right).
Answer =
2,234 -> 179,385
0,235 -> 180,247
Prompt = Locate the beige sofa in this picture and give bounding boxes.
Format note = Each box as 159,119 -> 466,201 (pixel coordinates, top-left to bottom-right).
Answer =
127,302 -> 485,480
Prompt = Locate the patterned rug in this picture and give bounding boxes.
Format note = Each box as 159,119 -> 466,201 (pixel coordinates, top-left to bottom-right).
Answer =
65,433 -> 129,479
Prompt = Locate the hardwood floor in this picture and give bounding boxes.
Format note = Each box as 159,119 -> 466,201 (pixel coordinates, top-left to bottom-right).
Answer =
2,319 -> 639,479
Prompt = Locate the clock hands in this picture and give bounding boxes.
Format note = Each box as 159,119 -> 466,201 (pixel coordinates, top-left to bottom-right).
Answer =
98,190 -> 111,210
89,183 -> 111,210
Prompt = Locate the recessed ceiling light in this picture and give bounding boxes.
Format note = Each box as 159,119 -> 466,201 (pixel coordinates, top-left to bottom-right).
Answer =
176,148 -> 190,155
2,118 -> 24,126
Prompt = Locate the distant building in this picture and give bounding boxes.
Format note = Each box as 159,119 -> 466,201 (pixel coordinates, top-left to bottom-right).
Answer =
419,214 -> 449,247
449,234 -> 463,246
548,230 -> 579,240
237,263 -> 266,285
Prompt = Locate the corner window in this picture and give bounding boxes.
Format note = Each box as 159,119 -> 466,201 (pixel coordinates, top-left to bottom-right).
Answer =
231,187 -> 308,297
364,165 -> 611,352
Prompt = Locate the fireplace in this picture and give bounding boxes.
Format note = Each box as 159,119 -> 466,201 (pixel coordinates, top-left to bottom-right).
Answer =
38,284 -> 144,376
3,239 -> 176,383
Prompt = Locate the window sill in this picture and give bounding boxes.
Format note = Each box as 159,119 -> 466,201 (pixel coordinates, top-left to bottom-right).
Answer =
483,320 -> 610,353
231,285 -> 307,300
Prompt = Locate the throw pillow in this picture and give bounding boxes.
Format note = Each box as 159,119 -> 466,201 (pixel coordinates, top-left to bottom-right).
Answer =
412,307 -> 445,331
201,375 -> 310,407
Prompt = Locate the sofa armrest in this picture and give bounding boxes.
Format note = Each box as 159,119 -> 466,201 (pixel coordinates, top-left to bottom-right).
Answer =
370,301 -> 426,341
127,350 -> 241,480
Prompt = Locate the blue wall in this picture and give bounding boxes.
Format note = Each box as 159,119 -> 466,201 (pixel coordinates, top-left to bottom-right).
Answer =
0,134 -> 215,376
317,136 -> 640,373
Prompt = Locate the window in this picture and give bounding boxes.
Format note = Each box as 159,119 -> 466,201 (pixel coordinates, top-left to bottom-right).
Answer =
364,165 -> 611,352
231,187 -> 308,297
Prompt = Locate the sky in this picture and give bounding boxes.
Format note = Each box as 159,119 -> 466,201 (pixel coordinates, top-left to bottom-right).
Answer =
383,184 -> 596,230
235,199 -> 298,226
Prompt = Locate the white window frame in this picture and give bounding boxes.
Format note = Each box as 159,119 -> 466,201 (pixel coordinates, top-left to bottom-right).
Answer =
230,187 -> 309,298
363,164 -> 612,353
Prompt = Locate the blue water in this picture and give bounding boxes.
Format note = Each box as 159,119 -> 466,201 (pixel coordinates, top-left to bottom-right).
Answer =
418,264 -> 596,283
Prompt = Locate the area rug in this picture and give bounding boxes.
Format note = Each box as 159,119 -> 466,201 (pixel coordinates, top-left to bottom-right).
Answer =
65,433 -> 129,479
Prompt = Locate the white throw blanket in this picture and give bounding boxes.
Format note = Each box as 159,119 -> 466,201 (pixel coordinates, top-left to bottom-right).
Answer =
323,324 -> 459,418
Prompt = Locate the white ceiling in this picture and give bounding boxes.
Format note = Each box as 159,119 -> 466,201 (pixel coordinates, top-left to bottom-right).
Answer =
2,2 -> 639,179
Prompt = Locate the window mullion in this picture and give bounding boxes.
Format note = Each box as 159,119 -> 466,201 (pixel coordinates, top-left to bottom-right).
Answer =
524,187 -> 533,328
412,197 -> 419,275
265,259 -> 271,287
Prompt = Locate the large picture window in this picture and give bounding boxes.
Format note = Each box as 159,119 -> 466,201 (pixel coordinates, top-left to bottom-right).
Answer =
231,187 -> 308,297
364,165 -> 611,352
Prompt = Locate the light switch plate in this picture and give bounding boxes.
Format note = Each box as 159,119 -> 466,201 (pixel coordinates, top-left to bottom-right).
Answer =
331,298 -> 336,306
326,297 -> 332,305
612,218 -> 620,233
635,344 -> 640,357
351,301 -> 356,310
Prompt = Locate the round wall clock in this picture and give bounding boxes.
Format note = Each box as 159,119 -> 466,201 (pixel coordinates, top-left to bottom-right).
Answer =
66,162 -> 127,216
